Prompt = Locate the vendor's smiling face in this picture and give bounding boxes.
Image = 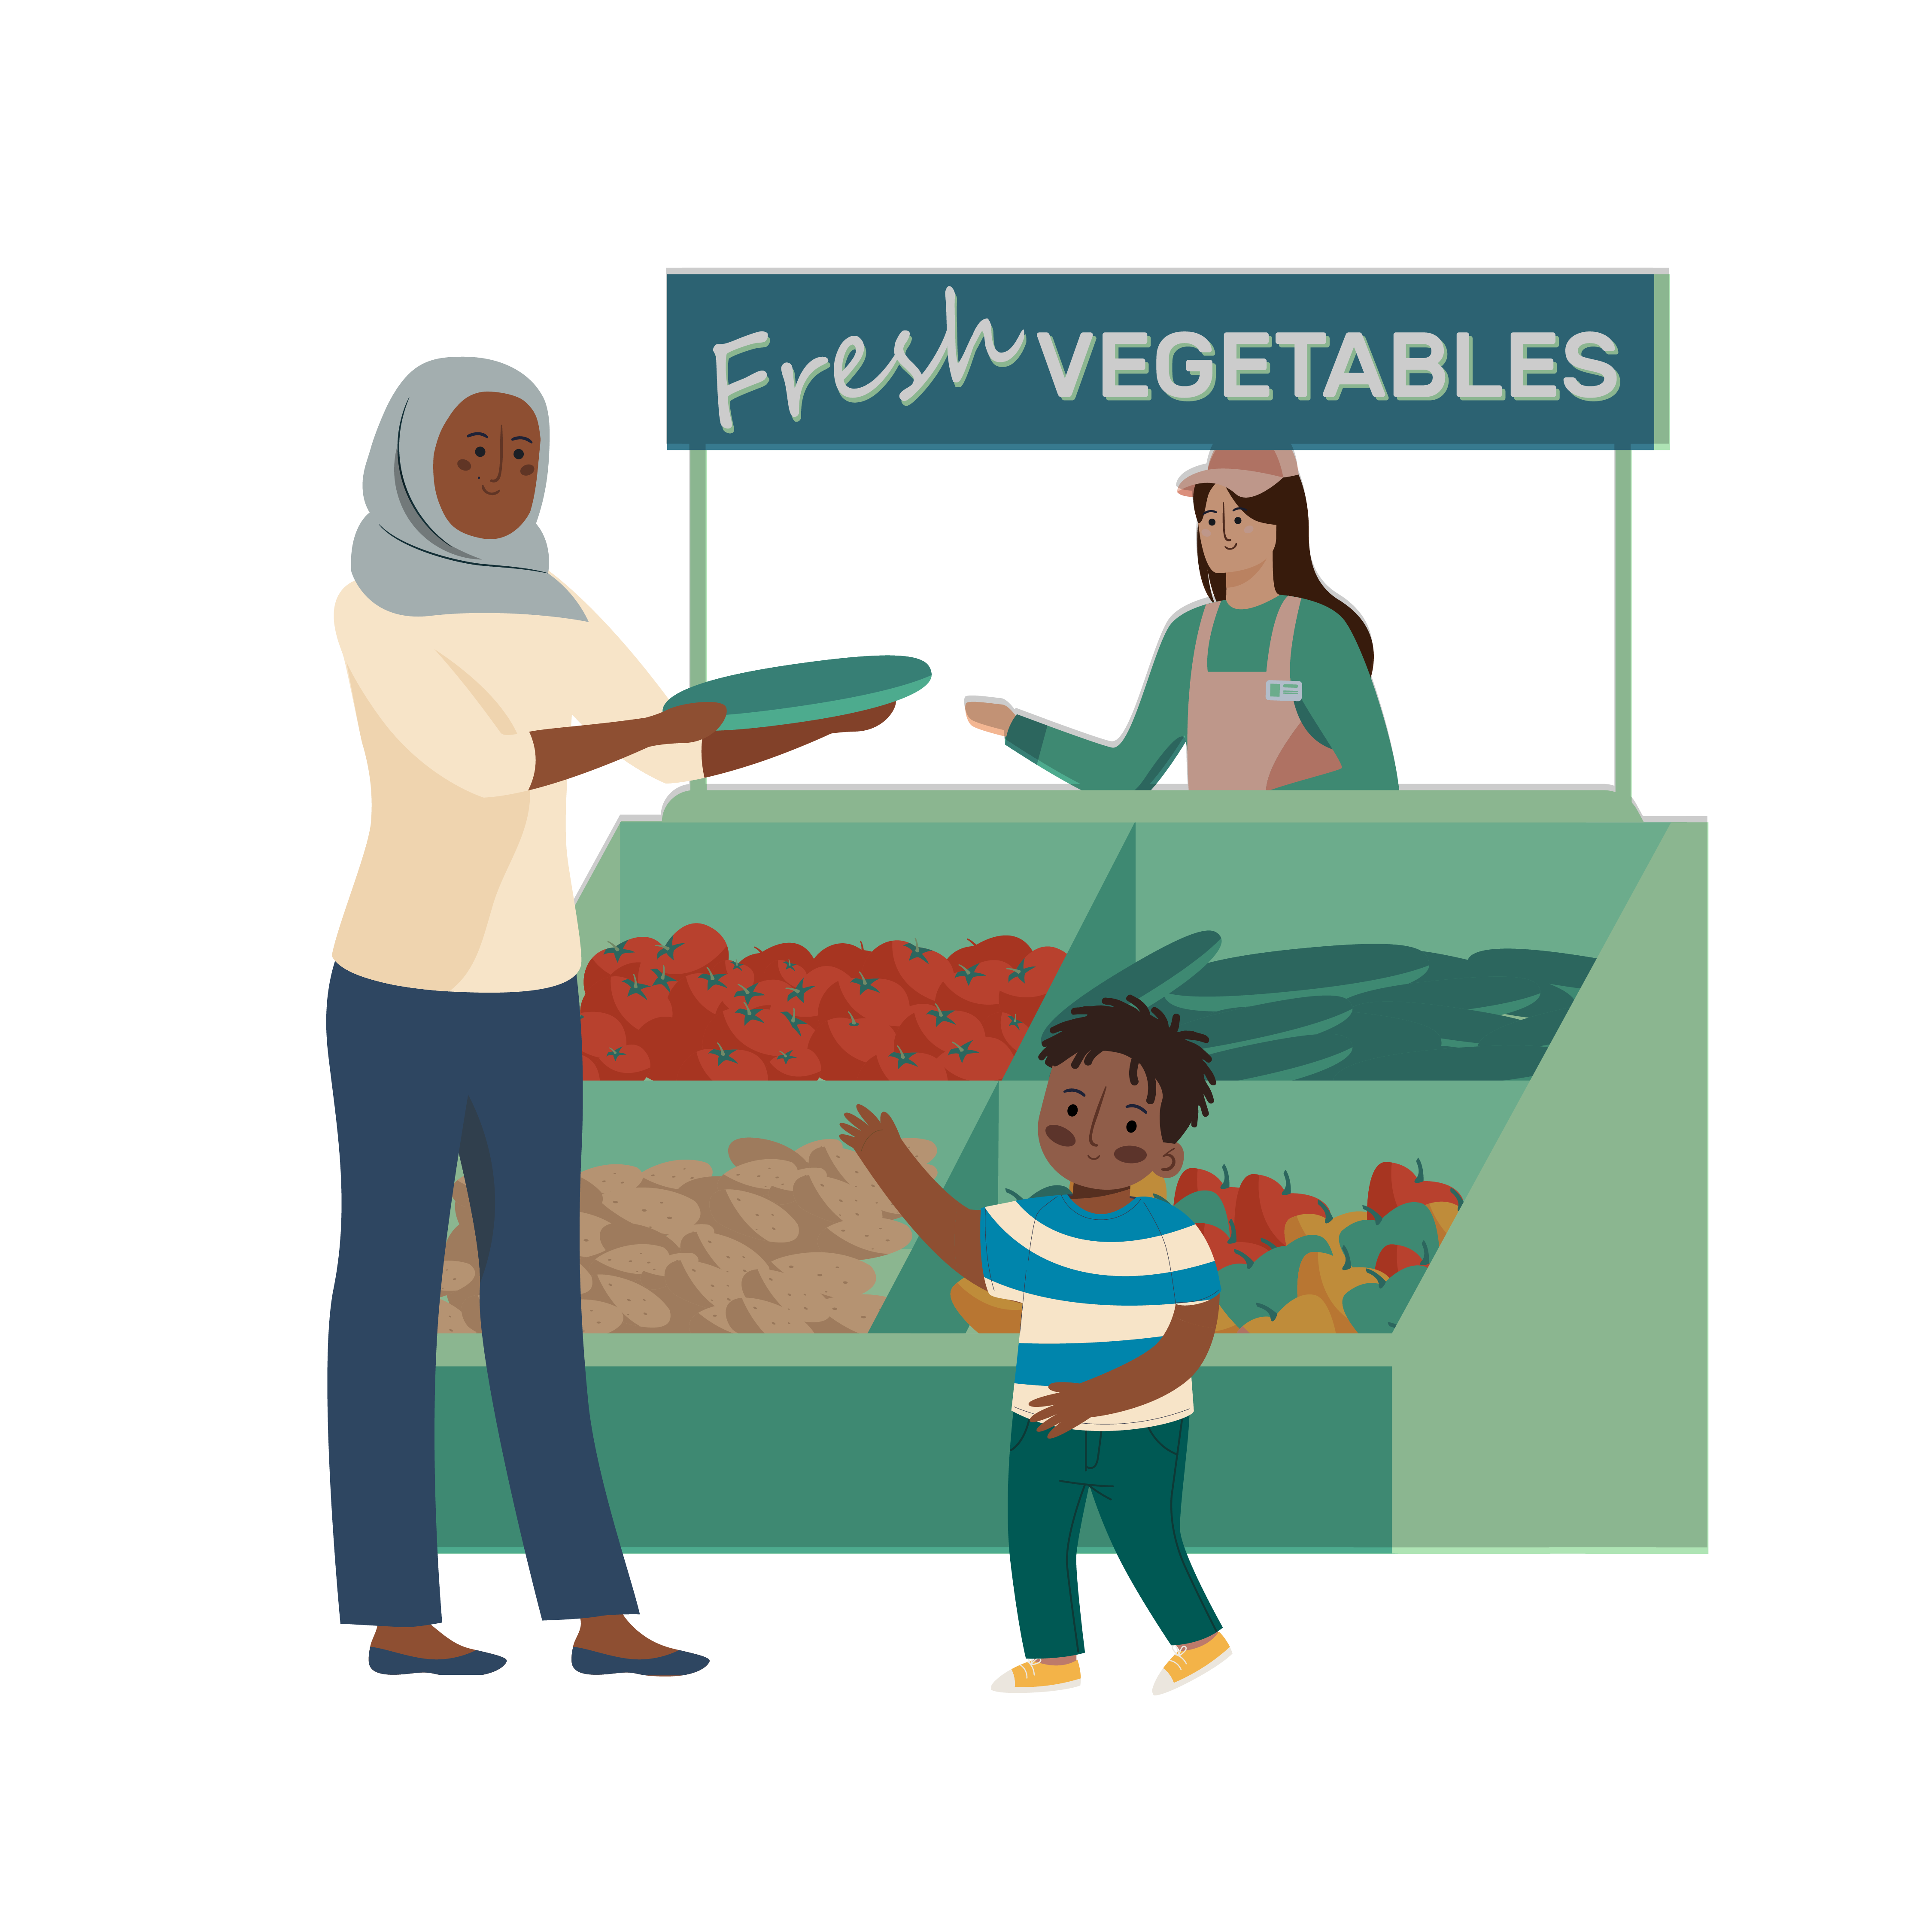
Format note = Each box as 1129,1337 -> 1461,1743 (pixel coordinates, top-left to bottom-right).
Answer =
432,392 -> 541,539
1038,1051 -> 1185,1194
1198,483 -> 1277,577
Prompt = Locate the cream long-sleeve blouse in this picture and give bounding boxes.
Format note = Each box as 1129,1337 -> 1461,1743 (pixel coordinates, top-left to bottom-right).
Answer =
331,583 -> 702,993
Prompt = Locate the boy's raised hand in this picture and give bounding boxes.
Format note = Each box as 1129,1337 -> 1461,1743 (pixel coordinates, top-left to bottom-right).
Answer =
838,1104 -> 900,1159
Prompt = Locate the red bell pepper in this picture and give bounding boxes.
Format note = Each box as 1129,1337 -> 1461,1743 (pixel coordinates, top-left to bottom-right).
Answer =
1368,1160 -> 1464,1218
1197,1224 -> 1245,1269
1216,1169 -> 1243,1227
1232,1173 -> 1287,1246
1280,1173 -> 1331,1221
1375,1244 -> 1425,1276
1404,1161 -> 1464,1209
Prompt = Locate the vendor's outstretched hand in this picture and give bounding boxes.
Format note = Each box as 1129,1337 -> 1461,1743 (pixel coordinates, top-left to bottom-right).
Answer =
965,700 -> 1015,737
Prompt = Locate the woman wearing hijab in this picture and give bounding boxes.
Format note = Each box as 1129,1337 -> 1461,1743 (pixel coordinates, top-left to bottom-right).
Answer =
967,450 -> 1397,790
332,357 -> 890,1676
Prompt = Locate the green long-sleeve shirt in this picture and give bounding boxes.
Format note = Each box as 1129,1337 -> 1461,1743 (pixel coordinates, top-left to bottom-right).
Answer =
1004,595 -> 1398,791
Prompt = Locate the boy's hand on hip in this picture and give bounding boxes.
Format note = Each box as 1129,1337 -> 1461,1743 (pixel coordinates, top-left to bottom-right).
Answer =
838,1104 -> 900,1161
1028,1384 -> 1098,1438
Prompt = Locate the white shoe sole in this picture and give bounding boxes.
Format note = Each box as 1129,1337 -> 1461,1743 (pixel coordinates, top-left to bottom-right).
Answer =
991,1672 -> 1081,1693
1153,1649 -> 1230,1695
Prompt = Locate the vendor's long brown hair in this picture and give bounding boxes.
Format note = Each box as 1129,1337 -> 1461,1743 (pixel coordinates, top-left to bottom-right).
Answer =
1193,478 -> 1374,673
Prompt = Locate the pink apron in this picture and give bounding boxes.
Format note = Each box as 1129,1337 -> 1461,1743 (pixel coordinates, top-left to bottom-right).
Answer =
1186,597 -> 1342,790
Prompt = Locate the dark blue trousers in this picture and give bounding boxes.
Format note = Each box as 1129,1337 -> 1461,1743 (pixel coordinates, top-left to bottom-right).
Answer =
325,964 -> 637,1625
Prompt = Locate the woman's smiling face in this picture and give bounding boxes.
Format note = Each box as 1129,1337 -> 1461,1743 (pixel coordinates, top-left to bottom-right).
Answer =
1037,1050 -> 1185,1193
1198,482 -> 1277,578
432,391 -> 541,539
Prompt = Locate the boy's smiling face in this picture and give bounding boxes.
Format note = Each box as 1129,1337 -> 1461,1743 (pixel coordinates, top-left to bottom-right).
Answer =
1038,1051 -> 1185,1195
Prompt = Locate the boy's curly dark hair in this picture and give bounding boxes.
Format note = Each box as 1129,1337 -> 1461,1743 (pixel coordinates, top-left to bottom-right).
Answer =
1038,995 -> 1216,1142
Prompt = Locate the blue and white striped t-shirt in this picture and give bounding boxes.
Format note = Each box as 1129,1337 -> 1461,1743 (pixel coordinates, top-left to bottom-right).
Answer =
981,1194 -> 1222,1432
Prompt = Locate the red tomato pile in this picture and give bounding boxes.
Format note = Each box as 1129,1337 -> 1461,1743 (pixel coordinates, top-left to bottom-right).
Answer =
579,925 -> 1066,1082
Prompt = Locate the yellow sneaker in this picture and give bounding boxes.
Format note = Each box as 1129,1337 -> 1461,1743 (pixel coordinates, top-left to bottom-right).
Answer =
991,1659 -> 1082,1693
1153,1631 -> 1230,1695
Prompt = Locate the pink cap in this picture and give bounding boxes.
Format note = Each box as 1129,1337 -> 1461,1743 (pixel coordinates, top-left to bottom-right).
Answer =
1175,449 -> 1300,498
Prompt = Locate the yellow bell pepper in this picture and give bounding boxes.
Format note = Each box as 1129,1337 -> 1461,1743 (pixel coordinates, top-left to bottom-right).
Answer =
1130,1174 -> 1169,1200
1279,1211 -> 1333,1250
1295,1250 -> 1379,1333
1429,1199 -> 1458,1242
1270,1294 -> 1337,1334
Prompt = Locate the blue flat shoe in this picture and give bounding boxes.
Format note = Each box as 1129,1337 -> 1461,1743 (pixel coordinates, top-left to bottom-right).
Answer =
571,1646 -> 709,1677
368,1645 -> 506,1676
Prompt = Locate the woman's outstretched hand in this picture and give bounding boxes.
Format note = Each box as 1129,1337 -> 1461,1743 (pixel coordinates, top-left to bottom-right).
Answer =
530,704 -> 726,788
650,701 -> 729,743
965,700 -> 1015,737
701,702 -> 893,775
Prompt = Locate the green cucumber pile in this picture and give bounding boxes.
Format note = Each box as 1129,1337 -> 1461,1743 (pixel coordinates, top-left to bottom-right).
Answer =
1055,939 -> 1595,1081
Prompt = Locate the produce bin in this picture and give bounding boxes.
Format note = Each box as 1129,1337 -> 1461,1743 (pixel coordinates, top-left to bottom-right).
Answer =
435,788 -> 1705,1554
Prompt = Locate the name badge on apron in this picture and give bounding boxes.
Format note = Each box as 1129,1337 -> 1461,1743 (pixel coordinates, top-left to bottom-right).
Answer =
1264,679 -> 1303,702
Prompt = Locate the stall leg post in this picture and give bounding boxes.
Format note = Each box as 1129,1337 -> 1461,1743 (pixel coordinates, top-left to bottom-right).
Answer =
690,445 -> 707,794
1615,447 -> 1632,804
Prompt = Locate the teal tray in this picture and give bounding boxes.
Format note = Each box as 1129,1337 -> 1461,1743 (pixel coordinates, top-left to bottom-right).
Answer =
665,654 -> 932,730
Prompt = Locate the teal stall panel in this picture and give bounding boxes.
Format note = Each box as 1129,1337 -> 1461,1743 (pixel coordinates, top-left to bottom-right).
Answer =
434,1362 -> 1391,1553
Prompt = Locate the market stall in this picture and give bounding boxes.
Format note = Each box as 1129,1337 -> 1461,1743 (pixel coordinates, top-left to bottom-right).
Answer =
434,271 -> 1703,1554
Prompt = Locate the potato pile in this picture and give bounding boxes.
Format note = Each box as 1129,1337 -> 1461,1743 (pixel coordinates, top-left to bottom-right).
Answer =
438,1134 -> 940,1337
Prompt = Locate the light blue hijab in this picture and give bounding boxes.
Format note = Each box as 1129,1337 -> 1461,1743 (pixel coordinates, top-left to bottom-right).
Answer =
351,356 -> 584,620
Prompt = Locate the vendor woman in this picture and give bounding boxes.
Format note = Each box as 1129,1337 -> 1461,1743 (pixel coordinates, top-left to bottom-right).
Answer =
966,449 -> 1397,790
330,356 -> 890,1677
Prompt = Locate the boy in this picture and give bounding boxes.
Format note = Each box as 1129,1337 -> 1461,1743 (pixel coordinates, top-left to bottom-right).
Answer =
839,995 -> 1229,1695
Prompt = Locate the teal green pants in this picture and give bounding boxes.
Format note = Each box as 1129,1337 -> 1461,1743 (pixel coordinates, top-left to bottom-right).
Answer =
1006,1412 -> 1221,1659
